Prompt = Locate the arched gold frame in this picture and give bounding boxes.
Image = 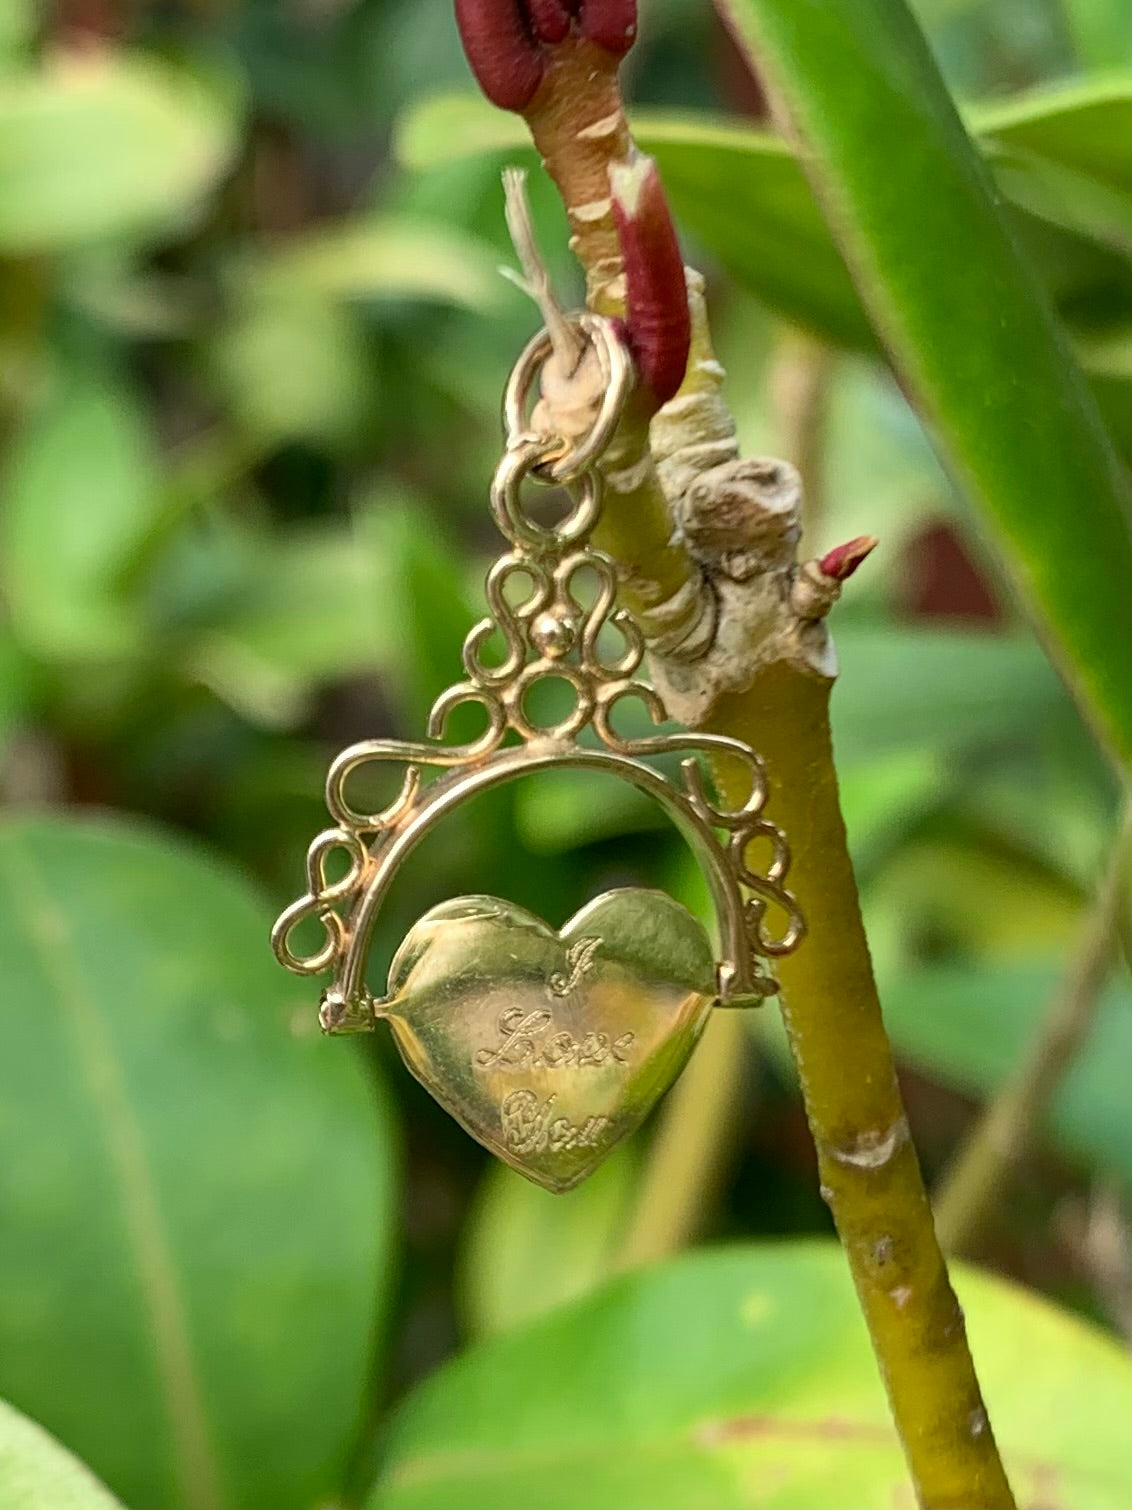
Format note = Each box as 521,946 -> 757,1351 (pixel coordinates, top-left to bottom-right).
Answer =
272,318 -> 804,1034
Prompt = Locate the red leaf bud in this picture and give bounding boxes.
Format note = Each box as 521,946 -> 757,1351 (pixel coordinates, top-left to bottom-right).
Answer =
819,535 -> 879,582
579,0 -> 638,56
454,0 -> 545,112
526,0 -> 573,42
610,152 -> 690,405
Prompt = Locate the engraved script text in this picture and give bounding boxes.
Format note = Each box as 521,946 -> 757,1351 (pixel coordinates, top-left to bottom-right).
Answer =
501,1090 -> 610,1155
548,936 -> 602,997
475,1006 -> 635,1070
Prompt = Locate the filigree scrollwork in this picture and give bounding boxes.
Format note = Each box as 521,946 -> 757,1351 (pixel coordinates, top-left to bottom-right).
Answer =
462,555 -> 551,688
272,313 -> 805,1019
594,702 -> 806,966
271,827 -> 369,975
458,534 -> 647,746
683,757 -> 805,958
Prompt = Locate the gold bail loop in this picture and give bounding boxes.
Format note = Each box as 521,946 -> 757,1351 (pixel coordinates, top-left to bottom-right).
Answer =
502,313 -> 636,486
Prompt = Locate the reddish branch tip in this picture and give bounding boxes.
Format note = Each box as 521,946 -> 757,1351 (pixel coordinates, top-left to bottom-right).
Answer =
610,153 -> 690,406
819,535 -> 879,582
579,0 -> 638,56
454,0 -> 544,111
527,0 -> 572,43
454,1 -> 639,111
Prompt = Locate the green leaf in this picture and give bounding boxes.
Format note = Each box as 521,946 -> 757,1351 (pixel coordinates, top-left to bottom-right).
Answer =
716,0 -> 1132,766
1059,1 -> 1132,68
458,1146 -> 639,1339
1089,376 -> 1132,469
910,0 -> 983,18
0,814 -> 398,1510
357,497 -> 480,724
0,1399 -> 124,1509
835,748 -> 946,869
370,1242 -> 1132,1509
210,218 -> 506,447
0,369 -> 159,661
979,76 -> 1132,197
819,357 -> 959,550
248,217 -> 507,311
831,625 -> 1070,765
0,53 -> 240,251
514,769 -> 665,853
209,295 -> 374,447
184,520 -> 390,727
395,94 -> 526,169
871,821 -> 1088,953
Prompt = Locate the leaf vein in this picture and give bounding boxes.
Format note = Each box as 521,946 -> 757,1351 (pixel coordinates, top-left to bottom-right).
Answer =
0,833 -> 226,1510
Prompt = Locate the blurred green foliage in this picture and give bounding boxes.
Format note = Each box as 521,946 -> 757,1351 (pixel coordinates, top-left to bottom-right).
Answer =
377,1245 -> 1132,1509
1,1 -> 1131,1506
0,816 -> 395,1510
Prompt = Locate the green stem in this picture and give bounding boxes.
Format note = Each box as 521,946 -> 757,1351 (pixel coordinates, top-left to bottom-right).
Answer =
935,800 -> 1132,1257
504,32 -> 1014,1508
708,665 -> 1017,1510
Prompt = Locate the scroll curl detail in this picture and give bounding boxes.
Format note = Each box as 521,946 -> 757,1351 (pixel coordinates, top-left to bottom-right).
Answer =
607,725 -> 805,961
271,827 -> 369,976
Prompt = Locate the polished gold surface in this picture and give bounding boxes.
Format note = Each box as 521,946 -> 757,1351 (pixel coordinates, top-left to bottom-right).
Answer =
271,314 -> 804,1189
380,890 -> 714,1191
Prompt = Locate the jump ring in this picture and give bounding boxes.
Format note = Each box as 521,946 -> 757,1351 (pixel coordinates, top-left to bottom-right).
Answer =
490,435 -> 602,549
502,314 -> 635,484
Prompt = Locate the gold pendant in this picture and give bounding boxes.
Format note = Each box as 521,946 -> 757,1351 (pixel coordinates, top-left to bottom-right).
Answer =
272,315 -> 804,1192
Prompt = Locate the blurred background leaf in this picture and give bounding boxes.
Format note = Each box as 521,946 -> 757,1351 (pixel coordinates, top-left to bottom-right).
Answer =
0,53 -> 241,252
0,365 -> 159,661
980,76 -> 1132,195
458,1146 -> 640,1340
372,1243 -> 1132,1509
879,962 -> 1132,1189
1060,0 -> 1132,68
0,814 -> 398,1510
243,218 -> 506,310
0,1398 -> 125,1510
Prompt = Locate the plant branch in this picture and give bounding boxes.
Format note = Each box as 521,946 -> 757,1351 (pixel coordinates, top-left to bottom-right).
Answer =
935,801 -> 1132,1258
522,36 -> 634,309
455,5 -> 1017,1503
706,667 -> 1016,1510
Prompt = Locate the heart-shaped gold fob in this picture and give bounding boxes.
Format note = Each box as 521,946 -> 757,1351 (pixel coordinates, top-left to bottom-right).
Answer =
382,891 -> 715,1191
272,316 -> 803,1191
